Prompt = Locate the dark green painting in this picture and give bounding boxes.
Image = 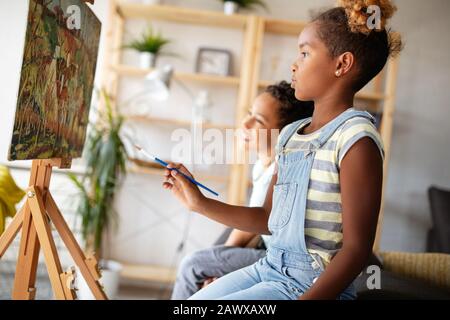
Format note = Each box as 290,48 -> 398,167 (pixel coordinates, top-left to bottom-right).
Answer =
8,0 -> 101,160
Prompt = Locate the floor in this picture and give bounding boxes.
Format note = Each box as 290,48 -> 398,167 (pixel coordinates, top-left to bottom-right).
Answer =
116,283 -> 172,300
0,261 -> 54,300
0,261 -> 173,300
0,281 -> 173,300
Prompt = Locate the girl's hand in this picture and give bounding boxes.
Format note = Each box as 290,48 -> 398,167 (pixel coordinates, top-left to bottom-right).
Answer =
162,162 -> 205,211
201,277 -> 218,288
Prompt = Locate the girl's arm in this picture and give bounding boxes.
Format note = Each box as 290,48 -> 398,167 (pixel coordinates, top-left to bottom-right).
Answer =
299,137 -> 383,300
224,229 -> 259,247
162,163 -> 277,235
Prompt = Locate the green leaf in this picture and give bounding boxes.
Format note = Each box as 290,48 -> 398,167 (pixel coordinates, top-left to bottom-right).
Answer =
68,89 -> 128,254
123,26 -> 172,54
219,0 -> 269,11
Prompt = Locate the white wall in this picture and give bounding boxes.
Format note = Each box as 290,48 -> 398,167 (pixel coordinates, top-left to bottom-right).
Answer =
0,0 -> 449,269
380,0 -> 450,251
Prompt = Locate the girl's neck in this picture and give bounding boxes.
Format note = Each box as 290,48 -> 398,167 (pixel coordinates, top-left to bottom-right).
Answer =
305,92 -> 355,134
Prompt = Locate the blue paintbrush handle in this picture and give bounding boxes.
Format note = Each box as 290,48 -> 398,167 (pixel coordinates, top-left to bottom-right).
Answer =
155,157 -> 219,197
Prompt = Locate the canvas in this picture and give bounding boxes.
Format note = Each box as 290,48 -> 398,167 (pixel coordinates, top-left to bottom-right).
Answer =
8,0 -> 101,160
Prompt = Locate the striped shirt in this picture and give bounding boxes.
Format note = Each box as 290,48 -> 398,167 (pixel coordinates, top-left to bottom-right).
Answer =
281,109 -> 384,265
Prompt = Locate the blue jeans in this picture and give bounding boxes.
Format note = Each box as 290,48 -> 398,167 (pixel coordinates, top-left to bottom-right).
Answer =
171,245 -> 266,300
190,247 -> 356,300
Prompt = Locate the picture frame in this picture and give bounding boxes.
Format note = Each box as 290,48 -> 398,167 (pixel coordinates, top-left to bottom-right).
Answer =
195,47 -> 233,77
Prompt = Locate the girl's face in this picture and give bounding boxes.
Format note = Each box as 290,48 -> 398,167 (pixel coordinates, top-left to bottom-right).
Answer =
291,23 -> 336,101
241,92 -> 280,153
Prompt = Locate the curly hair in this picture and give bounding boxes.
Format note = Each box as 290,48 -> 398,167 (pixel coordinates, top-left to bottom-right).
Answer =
313,0 -> 403,91
264,81 -> 314,129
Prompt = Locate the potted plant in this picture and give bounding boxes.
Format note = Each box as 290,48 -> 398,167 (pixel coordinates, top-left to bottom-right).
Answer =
124,26 -> 172,69
69,90 -> 127,299
219,0 -> 268,15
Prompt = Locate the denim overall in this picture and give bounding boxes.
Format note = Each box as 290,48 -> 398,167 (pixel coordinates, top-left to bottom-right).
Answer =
190,109 -> 376,300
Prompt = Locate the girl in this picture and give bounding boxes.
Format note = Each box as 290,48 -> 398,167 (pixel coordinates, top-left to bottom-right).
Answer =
171,81 -> 313,300
163,0 -> 402,300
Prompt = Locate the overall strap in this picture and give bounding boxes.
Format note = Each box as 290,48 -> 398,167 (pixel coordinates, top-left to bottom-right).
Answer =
276,117 -> 312,155
313,109 -> 375,148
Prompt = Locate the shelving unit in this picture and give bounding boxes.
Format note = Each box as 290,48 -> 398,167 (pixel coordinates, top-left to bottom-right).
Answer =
102,1 -> 399,282
127,115 -> 234,130
111,64 -> 241,86
117,2 -> 248,29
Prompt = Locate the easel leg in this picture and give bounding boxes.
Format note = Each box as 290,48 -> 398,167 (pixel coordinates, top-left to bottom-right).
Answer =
12,204 -> 40,300
0,207 -> 24,258
46,193 -> 107,300
11,161 -> 42,299
27,187 -> 68,300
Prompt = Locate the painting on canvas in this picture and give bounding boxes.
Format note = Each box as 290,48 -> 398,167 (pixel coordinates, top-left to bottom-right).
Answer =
8,0 -> 101,160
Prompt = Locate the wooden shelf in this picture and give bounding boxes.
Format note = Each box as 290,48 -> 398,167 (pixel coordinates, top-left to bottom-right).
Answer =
128,164 -> 230,184
264,18 -> 306,36
116,3 -> 248,29
121,263 -> 177,284
127,115 -> 234,130
110,64 -> 240,86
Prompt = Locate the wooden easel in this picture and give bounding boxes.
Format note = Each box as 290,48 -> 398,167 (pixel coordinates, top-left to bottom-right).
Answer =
0,159 -> 107,300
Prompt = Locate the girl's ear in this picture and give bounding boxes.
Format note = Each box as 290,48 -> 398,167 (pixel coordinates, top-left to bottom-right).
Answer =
334,52 -> 355,77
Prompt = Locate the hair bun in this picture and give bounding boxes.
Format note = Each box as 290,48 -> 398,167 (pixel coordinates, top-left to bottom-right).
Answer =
388,31 -> 403,58
338,0 -> 397,34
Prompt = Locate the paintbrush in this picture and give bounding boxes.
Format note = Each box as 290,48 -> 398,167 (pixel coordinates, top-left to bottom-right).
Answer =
134,144 -> 219,197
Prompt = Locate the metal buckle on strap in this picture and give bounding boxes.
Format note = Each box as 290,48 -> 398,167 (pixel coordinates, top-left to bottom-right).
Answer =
305,140 -> 320,157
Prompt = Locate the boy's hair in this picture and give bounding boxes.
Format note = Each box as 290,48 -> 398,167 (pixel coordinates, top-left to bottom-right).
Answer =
313,0 -> 403,92
264,81 -> 314,129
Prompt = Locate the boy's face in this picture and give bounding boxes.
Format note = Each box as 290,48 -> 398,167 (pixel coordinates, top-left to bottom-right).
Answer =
241,92 -> 280,153
291,23 -> 337,101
